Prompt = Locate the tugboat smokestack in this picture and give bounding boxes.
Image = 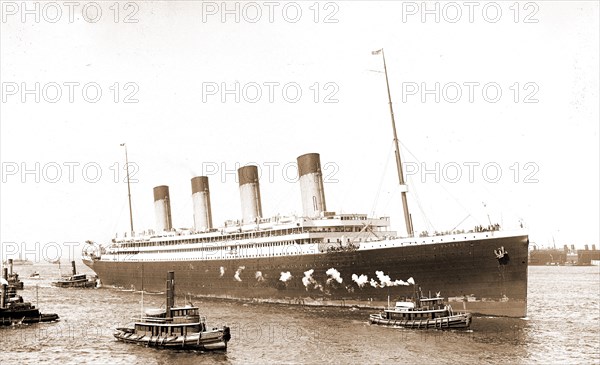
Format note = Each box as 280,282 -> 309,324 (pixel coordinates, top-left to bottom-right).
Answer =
8,259 -> 13,276
238,166 -> 262,224
2,268 -> 7,280
71,261 -> 77,276
0,283 -> 6,308
297,153 -> 327,218
153,185 -> 173,232
191,176 -> 213,231
166,271 -> 175,319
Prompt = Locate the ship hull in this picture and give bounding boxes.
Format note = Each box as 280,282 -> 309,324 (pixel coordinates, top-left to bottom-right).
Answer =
85,234 -> 528,317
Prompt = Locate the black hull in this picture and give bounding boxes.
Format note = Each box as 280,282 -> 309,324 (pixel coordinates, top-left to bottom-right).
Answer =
51,281 -> 96,288
85,234 -> 528,317
0,309 -> 59,326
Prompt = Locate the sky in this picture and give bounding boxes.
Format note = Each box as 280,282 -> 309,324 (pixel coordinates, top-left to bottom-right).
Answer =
0,1 -> 598,261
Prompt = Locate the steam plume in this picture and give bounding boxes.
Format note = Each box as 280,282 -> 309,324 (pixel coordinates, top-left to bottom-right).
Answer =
302,269 -> 323,291
326,268 -> 343,284
234,266 -> 245,282
279,271 -> 292,282
351,274 -> 369,287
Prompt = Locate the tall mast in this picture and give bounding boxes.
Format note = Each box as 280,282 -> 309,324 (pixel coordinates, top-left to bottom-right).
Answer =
376,48 -> 413,237
121,143 -> 134,235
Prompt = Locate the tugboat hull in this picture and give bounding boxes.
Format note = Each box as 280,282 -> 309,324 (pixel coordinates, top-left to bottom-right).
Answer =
51,281 -> 96,288
0,310 -> 59,326
368,313 -> 472,329
113,327 -> 230,350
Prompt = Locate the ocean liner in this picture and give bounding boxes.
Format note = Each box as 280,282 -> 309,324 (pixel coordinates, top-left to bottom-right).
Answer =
83,50 -> 529,318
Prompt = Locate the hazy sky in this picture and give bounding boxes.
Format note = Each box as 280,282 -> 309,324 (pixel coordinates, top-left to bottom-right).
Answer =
1,1 -> 598,260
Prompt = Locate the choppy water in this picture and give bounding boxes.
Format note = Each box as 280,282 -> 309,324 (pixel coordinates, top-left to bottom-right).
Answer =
1,264 -> 598,364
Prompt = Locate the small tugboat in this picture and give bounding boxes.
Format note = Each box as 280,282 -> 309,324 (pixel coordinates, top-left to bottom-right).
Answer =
1,273 -> 59,325
29,271 -> 41,279
369,286 -> 472,330
114,271 -> 231,350
51,261 -> 97,288
6,259 -> 24,290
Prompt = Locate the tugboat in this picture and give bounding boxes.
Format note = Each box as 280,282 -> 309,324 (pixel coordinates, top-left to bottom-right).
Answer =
1,271 -> 59,325
6,259 -> 24,290
369,285 -> 472,329
113,271 -> 231,350
52,261 -> 97,288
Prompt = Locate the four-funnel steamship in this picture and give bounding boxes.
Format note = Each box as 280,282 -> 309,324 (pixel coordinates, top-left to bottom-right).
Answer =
83,151 -> 529,317
83,51 -> 528,317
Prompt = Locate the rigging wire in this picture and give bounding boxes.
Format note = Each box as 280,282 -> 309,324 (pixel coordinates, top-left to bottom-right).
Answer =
380,186 -> 399,216
406,173 -> 435,234
370,141 -> 395,217
397,140 -> 481,231
451,214 -> 472,232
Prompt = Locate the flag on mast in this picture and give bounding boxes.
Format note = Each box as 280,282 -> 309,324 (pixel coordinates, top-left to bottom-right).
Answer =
372,49 -> 382,55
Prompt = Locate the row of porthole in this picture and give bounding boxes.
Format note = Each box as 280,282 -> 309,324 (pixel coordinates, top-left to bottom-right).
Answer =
113,251 -> 317,261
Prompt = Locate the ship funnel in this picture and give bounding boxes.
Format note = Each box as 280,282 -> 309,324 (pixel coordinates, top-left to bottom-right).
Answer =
191,176 -> 213,232
238,166 -> 262,224
2,268 -> 7,280
153,185 -> 173,232
71,261 -> 77,276
166,271 -> 175,319
297,153 -> 327,218
8,259 -> 13,276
